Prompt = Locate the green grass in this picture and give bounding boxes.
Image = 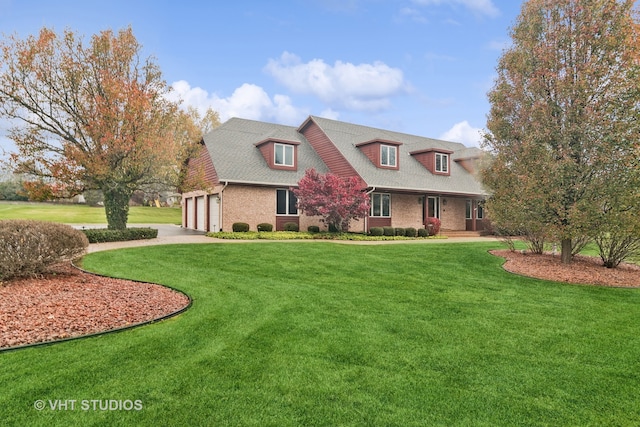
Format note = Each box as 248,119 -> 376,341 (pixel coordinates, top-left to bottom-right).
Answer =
2,242 -> 640,426
0,201 -> 181,224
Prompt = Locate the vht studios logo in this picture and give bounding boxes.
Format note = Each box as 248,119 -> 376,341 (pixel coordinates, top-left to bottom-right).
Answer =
34,399 -> 143,411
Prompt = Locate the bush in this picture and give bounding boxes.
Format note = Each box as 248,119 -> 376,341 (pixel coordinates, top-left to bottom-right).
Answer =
417,228 -> 429,238
307,225 -> 320,233
232,222 -> 250,232
383,226 -> 395,236
257,223 -> 273,232
369,227 -> 384,236
405,227 -> 417,238
0,220 -> 89,281
425,217 -> 441,236
394,227 -> 405,236
81,227 -> 158,243
283,222 -> 299,232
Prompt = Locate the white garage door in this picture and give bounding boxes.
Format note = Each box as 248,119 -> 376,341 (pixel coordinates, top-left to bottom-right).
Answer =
186,198 -> 195,229
196,196 -> 206,231
209,196 -> 220,232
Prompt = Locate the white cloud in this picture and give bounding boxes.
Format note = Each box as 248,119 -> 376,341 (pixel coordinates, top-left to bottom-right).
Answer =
264,52 -> 408,112
168,80 -> 308,125
440,120 -> 484,147
411,0 -> 500,18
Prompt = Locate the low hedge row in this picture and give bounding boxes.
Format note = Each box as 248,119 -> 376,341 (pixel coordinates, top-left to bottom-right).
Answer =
0,220 -> 89,281
369,227 -> 424,237
81,227 -> 158,243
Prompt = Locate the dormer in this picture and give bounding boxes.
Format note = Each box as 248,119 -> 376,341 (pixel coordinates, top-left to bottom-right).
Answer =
255,138 -> 300,171
355,139 -> 403,170
410,148 -> 453,176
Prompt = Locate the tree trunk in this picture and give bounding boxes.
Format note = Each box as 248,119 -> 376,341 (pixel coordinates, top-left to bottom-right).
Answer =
103,186 -> 133,230
561,238 -> 573,264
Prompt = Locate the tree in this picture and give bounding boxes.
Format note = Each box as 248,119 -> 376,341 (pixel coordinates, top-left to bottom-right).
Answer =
483,0 -> 640,263
292,168 -> 370,232
0,27 -> 201,229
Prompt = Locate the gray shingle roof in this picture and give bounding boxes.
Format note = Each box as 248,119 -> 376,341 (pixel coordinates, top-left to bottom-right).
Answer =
203,116 -> 487,196
307,116 -> 487,196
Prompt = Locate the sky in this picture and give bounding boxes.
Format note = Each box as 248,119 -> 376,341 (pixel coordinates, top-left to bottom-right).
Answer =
0,0 -> 524,158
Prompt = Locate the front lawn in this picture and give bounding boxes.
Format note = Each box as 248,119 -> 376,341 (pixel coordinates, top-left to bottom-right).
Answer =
2,242 -> 640,426
0,201 -> 181,224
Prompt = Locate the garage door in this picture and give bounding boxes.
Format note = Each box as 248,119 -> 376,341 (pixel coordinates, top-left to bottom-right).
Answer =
209,196 -> 220,232
186,198 -> 195,229
196,196 -> 206,231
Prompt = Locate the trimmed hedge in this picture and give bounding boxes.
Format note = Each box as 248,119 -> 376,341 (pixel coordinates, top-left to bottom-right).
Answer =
308,225 -> 320,233
257,223 -> 273,232
418,228 -> 429,237
405,227 -> 417,237
369,227 -> 384,236
395,227 -> 405,236
81,227 -> 158,243
0,220 -> 89,280
283,222 -> 299,232
383,226 -> 395,236
232,222 -> 250,232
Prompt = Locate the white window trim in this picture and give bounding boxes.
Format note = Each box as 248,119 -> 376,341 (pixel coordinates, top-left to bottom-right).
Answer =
370,193 -> 391,217
276,189 -> 298,216
380,145 -> 397,167
274,143 -> 294,167
435,152 -> 449,173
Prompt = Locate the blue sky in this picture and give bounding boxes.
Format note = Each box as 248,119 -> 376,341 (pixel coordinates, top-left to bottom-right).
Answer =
0,0 -> 523,155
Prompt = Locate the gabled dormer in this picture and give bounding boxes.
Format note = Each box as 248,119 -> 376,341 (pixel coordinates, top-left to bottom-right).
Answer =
254,138 -> 300,171
410,148 -> 453,176
355,139 -> 403,170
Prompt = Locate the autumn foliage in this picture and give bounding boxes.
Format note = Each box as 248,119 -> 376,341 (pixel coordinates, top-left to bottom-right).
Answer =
482,0 -> 640,264
0,27 -> 203,229
292,169 -> 369,232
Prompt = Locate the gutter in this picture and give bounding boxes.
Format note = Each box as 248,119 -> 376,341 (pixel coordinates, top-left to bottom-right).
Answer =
364,187 -> 376,233
219,181 -> 229,232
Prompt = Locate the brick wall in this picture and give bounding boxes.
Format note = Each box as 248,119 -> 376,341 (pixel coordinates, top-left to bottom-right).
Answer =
440,197 -> 466,230
391,193 -> 423,229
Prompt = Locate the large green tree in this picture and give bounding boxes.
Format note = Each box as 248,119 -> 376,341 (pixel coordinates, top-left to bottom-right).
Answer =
0,27 -> 201,229
483,0 -> 640,263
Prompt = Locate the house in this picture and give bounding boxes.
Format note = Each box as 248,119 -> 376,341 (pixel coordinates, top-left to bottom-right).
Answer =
181,115 -> 489,233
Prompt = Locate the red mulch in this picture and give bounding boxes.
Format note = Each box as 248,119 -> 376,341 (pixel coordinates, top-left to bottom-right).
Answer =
0,263 -> 189,349
491,250 -> 640,288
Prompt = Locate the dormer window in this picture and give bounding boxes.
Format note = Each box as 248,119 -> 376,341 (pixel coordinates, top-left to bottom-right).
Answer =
380,145 -> 397,167
355,139 -> 402,170
435,152 -> 449,173
255,138 -> 299,171
410,148 -> 453,176
275,143 -> 294,167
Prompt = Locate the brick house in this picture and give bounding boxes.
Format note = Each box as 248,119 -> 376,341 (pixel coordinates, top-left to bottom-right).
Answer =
181,115 -> 488,233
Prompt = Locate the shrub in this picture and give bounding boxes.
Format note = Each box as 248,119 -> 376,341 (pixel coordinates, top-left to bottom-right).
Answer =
232,222 -> 250,232
283,222 -> 299,232
369,227 -> 384,236
394,227 -> 405,236
0,220 -> 89,281
81,227 -> 158,243
257,223 -> 273,232
405,227 -> 417,238
417,228 -> 429,238
425,217 -> 441,236
307,225 -> 320,233
383,226 -> 395,236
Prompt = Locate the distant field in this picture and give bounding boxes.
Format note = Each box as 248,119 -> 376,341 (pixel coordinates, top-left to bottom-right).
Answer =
0,201 -> 182,224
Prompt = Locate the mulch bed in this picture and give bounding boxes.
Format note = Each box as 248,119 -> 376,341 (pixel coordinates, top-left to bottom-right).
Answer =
0,263 -> 189,349
491,250 -> 640,288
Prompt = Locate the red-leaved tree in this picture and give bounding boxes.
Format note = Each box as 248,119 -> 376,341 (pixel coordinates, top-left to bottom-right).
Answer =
292,169 -> 369,232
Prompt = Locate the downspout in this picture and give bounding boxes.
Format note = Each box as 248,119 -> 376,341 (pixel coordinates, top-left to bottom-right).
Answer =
364,187 -> 376,233
219,181 -> 229,231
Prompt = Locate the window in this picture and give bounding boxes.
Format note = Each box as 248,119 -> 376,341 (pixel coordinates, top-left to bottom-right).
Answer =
380,145 -> 397,167
466,200 -> 472,220
427,196 -> 440,219
276,189 -> 298,215
274,143 -> 294,167
435,153 -> 448,173
477,202 -> 484,220
370,193 -> 390,217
